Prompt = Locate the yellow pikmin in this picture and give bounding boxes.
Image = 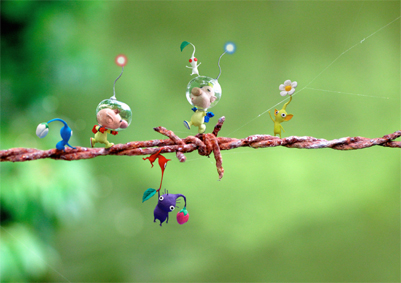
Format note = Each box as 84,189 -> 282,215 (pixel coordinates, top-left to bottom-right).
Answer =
268,96 -> 294,138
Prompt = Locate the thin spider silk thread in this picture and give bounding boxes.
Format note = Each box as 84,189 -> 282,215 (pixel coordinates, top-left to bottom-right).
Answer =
226,16 -> 400,137
303,16 -> 400,89
306,87 -> 390,99
342,2 -> 364,51
226,89 -> 305,136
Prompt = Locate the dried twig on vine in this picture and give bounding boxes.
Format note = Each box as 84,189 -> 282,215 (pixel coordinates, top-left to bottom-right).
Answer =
1,117 -> 400,179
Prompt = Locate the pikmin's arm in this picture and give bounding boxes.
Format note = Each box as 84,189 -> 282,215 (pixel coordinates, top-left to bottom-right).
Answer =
268,111 -> 275,122
280,124 -> 285,132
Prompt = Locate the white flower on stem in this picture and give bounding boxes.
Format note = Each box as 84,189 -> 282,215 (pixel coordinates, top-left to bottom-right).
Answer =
279,80 -> 297,96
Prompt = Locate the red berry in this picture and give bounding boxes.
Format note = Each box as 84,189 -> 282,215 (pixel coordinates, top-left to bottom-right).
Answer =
177,210 -> 189,225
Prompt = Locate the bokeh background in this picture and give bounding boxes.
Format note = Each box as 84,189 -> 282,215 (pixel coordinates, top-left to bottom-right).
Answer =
1,1 -> 400,282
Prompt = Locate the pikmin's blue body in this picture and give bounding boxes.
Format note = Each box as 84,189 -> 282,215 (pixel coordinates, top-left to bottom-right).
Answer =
154,192 -> 186,226
47,118 -> 76,150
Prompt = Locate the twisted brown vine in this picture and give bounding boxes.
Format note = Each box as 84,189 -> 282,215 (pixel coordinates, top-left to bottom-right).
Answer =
1,117 -> 400,179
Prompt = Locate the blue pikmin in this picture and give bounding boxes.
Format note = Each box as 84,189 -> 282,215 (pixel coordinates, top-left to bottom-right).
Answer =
36,118 -> 76,151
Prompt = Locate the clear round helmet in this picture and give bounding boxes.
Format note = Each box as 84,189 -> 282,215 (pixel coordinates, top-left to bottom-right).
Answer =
95,98 -> 132,131
185,76 -> 222,110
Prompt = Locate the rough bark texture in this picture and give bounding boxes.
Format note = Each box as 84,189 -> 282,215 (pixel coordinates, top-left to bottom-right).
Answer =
1,116 -> 400,180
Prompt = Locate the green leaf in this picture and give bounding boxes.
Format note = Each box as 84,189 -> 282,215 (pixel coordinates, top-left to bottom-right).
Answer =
180,41 -> 191,52
142,188 -> 156,203
179,206 -> 188,216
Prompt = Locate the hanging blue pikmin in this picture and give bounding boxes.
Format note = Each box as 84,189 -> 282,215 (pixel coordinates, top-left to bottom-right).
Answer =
142,149 -> 189,226
36,118 -> 76,151
152,189 -> 188,227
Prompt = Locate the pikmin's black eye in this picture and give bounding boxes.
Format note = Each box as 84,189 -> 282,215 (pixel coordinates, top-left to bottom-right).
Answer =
159,196 -> 164,201
275,111 -> 279,115
281,113 -> 286,118
169,205 -> 175,211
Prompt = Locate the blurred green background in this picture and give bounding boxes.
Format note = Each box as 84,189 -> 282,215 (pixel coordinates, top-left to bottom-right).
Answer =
1,1 -> 400,282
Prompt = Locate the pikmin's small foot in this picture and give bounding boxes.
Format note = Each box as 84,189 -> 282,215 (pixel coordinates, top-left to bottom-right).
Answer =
105,142 -> 114,149
183,121 -> 190,130
90,138 -> 94,148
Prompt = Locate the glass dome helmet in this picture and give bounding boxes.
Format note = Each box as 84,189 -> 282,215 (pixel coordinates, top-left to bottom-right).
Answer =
185,76 -> 222,110
95,57 -> 132,131
95,98 -> 132,131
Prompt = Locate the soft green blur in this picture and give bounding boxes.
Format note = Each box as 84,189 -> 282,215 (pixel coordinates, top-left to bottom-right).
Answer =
1,1 -> 399,282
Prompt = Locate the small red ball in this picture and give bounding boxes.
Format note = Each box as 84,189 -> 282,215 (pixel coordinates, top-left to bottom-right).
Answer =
177,211 -> 189,225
